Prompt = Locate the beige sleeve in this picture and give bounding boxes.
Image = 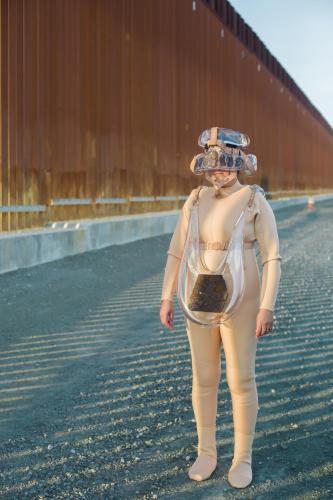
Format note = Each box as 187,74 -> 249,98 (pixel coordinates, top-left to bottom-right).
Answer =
160,254 -> 181,302
259,259 -> 281,311
254,193 -> 282,311
160,188 -> 198,302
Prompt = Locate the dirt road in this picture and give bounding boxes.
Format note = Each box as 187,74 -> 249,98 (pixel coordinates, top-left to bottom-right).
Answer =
0,199 -> 332,499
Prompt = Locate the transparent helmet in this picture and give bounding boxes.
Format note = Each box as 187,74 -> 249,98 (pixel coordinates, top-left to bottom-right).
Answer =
190,147 -> 257,176
198,127 -> 251,149
190,127 -> 257,176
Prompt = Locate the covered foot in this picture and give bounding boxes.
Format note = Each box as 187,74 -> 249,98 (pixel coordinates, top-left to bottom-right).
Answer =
227,460 -> 252,488
188,454 -> 217,481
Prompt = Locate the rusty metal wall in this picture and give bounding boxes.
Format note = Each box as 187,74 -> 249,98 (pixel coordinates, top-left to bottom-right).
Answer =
1,0 -> 332,231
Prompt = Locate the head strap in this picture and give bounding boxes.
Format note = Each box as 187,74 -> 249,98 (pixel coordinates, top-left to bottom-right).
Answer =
207,127 -> 218,147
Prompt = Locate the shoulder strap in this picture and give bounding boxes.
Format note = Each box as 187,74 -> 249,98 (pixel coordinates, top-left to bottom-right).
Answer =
247,184 -> 266,208
192,184 -> 205,206
247,185 -> 256,208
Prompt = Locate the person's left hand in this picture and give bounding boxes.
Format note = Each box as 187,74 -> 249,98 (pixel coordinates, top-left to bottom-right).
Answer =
256,308 -> 274,338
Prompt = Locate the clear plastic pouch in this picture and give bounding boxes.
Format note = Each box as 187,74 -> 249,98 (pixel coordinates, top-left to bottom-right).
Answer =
177,186 -> 257,327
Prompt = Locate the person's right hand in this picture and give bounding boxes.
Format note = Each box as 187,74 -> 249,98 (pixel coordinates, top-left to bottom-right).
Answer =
160,299 -> 174,330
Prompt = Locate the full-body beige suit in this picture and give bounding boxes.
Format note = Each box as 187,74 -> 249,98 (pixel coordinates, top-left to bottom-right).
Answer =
160,179 -> 282,485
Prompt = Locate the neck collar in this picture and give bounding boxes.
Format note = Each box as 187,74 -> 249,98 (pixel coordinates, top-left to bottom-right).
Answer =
213,177 -> 243,197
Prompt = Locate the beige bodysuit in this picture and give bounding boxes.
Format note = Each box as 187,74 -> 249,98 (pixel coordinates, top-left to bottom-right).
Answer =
160,179 -> 282,485
161,180 -> 282,311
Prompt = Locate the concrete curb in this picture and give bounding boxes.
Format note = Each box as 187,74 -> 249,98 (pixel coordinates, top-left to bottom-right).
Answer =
0,192 -> 332,275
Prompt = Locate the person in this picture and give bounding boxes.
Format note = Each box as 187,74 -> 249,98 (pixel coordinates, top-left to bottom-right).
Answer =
159,127 -> 282,488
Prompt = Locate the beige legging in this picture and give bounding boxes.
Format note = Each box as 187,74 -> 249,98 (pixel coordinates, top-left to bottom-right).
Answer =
185,247 -> 260,446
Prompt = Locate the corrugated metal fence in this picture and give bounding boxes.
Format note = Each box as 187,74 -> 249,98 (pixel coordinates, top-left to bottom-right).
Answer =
1,0 -> 332,231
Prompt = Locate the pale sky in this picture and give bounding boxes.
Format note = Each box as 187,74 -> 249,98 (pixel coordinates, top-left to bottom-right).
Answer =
228,0 -> 333,129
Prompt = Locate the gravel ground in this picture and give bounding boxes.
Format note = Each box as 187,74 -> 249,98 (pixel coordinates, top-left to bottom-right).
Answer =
0,199 -> 332,499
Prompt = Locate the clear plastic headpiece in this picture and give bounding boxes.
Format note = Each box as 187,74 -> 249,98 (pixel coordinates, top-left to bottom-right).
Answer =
190,126 -> 257,176
198,127 -> 251,148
